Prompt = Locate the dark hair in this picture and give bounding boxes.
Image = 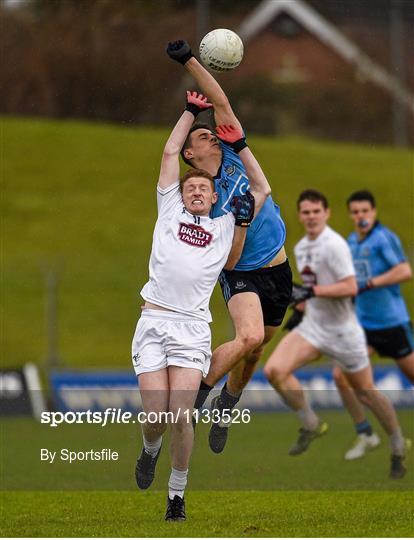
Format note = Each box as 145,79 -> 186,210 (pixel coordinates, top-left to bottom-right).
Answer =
179,168 -> 215,192
346,190 -> 376,208
297,189 -> 329,210
180,123 -> 215,166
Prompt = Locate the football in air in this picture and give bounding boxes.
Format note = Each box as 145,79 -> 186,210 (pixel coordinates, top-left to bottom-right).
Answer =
199,29 -> 244,72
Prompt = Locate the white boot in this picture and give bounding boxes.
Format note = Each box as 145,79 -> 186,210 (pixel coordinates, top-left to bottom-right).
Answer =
345,433 -> 381,460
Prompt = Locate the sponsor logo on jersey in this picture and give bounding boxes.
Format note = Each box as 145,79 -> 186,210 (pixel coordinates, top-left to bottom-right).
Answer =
235,280 -> 246,289
300,265 -> 317,286
178,223 -> 213,248
132,353 -> 141,366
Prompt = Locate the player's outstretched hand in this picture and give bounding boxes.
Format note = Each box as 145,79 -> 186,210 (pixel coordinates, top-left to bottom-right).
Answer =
231,191 -> 255,227
216,124 -> 247,154
185,91 -> 213,117
290,282 -> 315,306
166,40 -> 194,65
283,308 -> 304,331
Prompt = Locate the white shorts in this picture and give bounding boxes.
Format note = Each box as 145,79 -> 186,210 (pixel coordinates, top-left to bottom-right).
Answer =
295,318 -> 370,373
131,309 -> 211,377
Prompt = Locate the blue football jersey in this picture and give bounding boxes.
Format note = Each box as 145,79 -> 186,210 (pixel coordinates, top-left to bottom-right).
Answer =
210,142 -> 286,271
347,222 -> 410,329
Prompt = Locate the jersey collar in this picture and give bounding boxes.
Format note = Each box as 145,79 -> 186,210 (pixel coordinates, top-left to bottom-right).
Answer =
213,162 -> 223,180
306,225 -> 331,242
182,206 -> 213,225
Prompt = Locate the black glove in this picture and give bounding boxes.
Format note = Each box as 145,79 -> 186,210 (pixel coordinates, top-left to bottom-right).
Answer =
185,102 -> 203,117
290,282 -> 315,306
283,308 -> 304,331
230,191 -> 255,227
166,40 -> 194,65
227,137 -> 248,153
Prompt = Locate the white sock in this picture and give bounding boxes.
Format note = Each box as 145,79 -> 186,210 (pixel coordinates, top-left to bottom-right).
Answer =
168,467 -> 188,499
297,402 -> 319,431
143,434 -> 162,458
390,428 -> 405,456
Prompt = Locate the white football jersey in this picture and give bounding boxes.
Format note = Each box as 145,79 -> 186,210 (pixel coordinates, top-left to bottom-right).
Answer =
140,182 -> 235,322
294,226 -> 359,331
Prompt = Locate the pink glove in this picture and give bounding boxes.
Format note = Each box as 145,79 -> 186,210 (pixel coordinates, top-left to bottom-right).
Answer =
185,91 -> 213,116
215,124 -> 247,153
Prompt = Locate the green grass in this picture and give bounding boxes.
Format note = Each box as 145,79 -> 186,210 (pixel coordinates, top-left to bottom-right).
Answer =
2,491 -> 413,537
1,411 -> 413,537
2,116 -> 413,370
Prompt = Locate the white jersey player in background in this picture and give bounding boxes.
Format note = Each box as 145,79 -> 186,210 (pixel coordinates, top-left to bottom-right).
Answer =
264,189 -> 409,479
131,91 -> 271,521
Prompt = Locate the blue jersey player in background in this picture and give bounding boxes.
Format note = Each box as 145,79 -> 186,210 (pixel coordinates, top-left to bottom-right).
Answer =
167,40 -> 292,454
333,190 -> 413,461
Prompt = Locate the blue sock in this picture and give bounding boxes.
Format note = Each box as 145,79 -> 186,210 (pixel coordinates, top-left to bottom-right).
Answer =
219,383 -> 240,410
194,381 -> 213,410
356,420 -> 373,436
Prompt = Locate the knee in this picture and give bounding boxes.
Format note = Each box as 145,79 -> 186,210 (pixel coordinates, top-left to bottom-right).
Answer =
169,409 -> 191,432
263,362 -> 287,386
238,331 -> 264,356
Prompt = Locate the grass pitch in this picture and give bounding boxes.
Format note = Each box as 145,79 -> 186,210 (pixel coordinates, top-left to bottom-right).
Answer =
2,490 -> 413,537
1,410 -> 413,537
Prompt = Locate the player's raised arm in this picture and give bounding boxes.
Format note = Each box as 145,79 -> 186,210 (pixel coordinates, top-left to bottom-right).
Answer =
216,124 -> 271,215
158,91 -> 212,189
166,40 -> 242,131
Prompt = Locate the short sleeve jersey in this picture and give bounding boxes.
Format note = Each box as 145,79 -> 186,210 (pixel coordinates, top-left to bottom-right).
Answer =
294,226 -> 359,330
210,142 -> 286,271
348,222 -> 410,329
140,182 -> 235,323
